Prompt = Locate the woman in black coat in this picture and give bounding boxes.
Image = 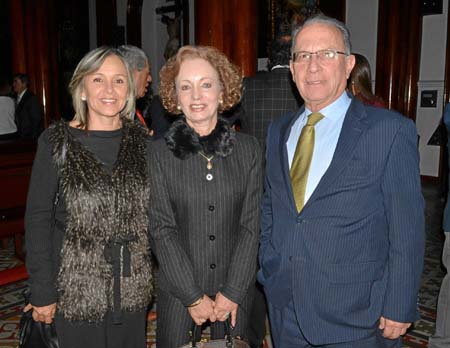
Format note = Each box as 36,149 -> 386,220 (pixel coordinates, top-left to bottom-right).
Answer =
149,45 -> 263,347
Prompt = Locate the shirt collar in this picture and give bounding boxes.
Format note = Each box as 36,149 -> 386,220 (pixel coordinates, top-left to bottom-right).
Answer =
17,89 -> 27,102
304,91 -> 351,122
271,65 -> 289,71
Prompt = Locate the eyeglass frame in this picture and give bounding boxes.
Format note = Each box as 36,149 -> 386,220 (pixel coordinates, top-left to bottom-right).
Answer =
291,49 -> 349,64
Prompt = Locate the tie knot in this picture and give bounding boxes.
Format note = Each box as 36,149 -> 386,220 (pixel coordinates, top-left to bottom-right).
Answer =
307,112 -> 324,126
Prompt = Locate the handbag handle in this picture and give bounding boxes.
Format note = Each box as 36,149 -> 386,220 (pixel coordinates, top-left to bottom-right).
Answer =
190,318 -> 233,348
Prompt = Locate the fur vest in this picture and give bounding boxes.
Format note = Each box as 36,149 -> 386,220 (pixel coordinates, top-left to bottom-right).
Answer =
48,119 -> 153,322
165,117 -> 236,158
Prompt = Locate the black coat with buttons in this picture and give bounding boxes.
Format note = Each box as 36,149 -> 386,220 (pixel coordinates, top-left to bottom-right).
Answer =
148,117 -> 263,307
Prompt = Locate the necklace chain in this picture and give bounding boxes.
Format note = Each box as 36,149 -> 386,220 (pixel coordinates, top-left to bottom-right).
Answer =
198,151 -> 214,170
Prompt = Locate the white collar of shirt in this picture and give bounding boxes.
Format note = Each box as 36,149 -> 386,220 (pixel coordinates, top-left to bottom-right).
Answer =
271,65 -> 289,71
303,91 -> 352,124
17,89 -> 27,104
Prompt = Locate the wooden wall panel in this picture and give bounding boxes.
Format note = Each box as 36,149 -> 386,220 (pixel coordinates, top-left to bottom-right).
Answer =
9,0 -> 60,127
375,0 -> 422,120
127,0 -> 143,47
195,0 -> 257,76
96,0 -> 118,46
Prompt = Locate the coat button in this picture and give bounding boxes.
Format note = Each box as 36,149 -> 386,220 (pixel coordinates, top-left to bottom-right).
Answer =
206,173 -> 213,181
209,235 -> 216,241
296,216 -> 304,224
210,263 -> 216,269
208,205 -> 215,211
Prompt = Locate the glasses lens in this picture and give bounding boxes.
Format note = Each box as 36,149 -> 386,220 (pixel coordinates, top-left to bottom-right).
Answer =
294,52 -> 310,63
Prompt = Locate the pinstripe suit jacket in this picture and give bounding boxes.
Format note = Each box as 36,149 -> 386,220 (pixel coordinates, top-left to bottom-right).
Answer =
240,68 -> 301,148
258,98 -> 425,345
148,125 -> 263,307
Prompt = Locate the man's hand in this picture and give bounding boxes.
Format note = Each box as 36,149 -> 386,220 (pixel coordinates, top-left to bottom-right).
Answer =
214,292 -> 238,327
188,295 -> 216,326
24,303 -> 56,324
379,316 -> 411,339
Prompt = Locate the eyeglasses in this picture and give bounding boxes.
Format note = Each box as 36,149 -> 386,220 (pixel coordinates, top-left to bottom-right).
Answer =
291,49 -> 348,64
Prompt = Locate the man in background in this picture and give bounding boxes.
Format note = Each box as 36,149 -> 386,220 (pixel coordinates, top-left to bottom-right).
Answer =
240,38 -> 302,149
118,45 -> 170,138
429,102 -> 450,348
239,37 -> 302,348
12,73 -> 43,139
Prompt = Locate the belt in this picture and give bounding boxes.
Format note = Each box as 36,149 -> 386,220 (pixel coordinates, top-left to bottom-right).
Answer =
104,235 -> 136,324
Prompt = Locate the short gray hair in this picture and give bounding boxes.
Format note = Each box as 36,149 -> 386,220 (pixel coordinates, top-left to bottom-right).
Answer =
118,45 -> 149,71
69,46 -> 136,129
291,14 -> 352,55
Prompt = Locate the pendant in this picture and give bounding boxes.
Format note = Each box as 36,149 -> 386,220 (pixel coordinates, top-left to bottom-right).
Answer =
207,161 -> 212,170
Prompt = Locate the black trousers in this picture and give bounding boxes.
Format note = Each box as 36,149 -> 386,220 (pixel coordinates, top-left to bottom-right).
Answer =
247,282 -> 267,348
54,310 -> 147,348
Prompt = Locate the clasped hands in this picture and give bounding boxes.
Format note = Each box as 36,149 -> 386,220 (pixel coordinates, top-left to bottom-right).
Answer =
188,292 -> 238,327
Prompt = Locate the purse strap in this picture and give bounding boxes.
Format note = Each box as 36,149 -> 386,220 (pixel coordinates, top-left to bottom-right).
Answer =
190,318 -> 233,348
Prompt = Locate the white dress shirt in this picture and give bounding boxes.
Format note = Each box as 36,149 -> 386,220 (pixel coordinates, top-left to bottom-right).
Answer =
287,92 -> 351,204
0,96 -> 17,135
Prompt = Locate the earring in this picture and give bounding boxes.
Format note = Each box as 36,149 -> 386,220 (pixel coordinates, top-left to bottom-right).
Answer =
219,99 -> 223,105
177,105 -> 181,111
81,96 -> 86,101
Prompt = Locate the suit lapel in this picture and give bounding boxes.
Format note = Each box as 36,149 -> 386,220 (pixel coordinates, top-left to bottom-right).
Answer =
304,99 -> 369,208
280,107 -> 304,213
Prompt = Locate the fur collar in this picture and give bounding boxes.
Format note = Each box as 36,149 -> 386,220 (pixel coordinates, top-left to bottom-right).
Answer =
165,117 -> 236,159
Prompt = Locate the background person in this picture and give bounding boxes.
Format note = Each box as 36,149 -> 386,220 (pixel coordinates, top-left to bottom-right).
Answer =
149,45 -> 263,348
118,44 -> 171,137
240,38 -> 302,150
24,47 -> 153,348
259,14 -> 424,348
429,103 -> 450,348
12,73 -> 43,139
347,53 -> 385,108
239,37 -> 302,348
0,79 -> 17,140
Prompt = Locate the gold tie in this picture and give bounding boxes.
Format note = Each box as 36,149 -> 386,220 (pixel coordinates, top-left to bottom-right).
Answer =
290,112 -> 324,212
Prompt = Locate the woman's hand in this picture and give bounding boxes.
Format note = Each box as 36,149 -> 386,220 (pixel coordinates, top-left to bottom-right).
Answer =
214,292 -> 238,327
187,295 -> 216,326
24,303 -> 56,324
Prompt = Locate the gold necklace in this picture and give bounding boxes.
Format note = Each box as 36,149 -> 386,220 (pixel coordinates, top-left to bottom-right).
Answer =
198,151 -> 214,170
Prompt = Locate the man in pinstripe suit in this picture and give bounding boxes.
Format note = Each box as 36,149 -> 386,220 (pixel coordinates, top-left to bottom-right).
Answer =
258,14 -> 425,348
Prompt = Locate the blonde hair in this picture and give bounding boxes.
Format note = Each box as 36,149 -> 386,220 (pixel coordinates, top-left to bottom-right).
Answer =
159,45 -> 242,114
69,46 -> 135,129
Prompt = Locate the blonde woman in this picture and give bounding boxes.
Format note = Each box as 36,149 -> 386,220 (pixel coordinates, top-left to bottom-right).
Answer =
25,47 -> 153,348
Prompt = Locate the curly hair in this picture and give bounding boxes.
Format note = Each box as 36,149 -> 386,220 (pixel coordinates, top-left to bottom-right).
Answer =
159,45 -> 242,115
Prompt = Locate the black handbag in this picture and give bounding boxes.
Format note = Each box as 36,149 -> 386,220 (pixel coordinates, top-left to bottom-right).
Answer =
17,309 -> 59,348
17,291 -> 59,348
18,185 -> 60,348
179,319 -> 250,348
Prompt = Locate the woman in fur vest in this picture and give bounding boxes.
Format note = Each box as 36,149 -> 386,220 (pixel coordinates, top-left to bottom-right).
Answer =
149,45 -> 263,347
24,47 -> 153,348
